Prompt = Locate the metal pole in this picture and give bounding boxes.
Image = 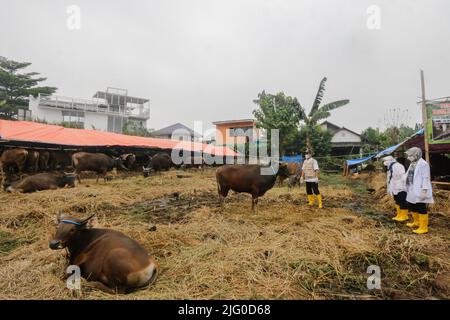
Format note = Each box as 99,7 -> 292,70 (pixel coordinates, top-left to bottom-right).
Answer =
420,70 -> 430,164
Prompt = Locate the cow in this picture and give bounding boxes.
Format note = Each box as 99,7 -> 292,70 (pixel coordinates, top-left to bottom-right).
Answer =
215,163 -> 289,212
6,172 -> 76,193
0,148 -> 28,179
72,152 -> 128,183
26,150 -> 40,174
49,214 -> 159,293
120,153 -> 136,170
278,162 -> 302,186
39,150 -> 50,171
49,151 -> 73,171
143,152 -> 171,176
287,174 -> 301,189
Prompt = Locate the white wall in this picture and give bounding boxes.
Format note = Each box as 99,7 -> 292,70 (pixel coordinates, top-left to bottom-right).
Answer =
84,112 -> 108,131
29,96 -> 63,123
331,129 -> 361,143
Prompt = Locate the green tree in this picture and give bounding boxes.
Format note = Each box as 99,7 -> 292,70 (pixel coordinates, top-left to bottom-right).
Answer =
362,124 -> 420,153
361,127 -> 385,153
123,121 -> 153,137
292,125 -> 332,157
0,56 -> 56,119
253,91 -> 301,155
295,77 -> 350,153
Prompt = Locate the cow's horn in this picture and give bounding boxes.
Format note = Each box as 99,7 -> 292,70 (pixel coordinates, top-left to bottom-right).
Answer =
80,213 -> 96,224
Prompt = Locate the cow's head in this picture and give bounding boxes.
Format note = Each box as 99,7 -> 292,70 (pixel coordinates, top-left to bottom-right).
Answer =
277,162 -> 289,178
49,213 -> 96,250
142,166 -> 152,177
63,173 -> 76,188
113,157 -> 129,171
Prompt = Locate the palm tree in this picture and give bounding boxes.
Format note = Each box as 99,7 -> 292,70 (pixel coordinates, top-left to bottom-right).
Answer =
295,77 -> 350,153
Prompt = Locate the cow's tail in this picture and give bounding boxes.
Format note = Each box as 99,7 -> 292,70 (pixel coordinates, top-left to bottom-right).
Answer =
216,173 -> 222,195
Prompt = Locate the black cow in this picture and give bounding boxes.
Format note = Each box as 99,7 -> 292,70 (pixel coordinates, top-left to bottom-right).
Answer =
143,152 -> 171,176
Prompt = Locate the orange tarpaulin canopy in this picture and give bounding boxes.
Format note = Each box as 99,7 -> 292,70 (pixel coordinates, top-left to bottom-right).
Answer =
0,120 -> 237,156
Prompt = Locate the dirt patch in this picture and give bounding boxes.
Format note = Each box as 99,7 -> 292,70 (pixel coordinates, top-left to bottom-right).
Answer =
126,190 -> 220,224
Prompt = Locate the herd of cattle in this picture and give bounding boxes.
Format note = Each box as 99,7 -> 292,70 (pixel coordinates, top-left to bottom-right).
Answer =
0,147 -> 186,192
0,147 -> 304,293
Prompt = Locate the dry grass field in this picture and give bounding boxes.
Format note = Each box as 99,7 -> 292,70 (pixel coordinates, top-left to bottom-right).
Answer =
0,169 -> 449,300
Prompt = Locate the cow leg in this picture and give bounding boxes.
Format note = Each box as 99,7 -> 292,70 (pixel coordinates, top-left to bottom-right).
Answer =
75,170 -> 82,184
84,280 -> 117,294
218,187 -> 229,209
0,163 -> 4,191
251,197 -> 258,213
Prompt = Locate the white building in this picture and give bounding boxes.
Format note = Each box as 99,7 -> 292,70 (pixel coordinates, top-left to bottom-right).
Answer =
28,87 -> 150,133
320,121 -> 362,155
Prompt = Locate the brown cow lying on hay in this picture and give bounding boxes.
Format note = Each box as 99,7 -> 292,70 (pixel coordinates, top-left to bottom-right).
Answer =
49,214 -> 159,293
6,172 -> 76,193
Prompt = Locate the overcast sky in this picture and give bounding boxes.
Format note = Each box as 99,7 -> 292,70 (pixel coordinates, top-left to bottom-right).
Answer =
1,0 -> 449,137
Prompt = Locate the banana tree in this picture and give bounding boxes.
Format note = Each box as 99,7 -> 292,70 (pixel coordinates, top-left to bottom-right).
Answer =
294,77 -> 350,153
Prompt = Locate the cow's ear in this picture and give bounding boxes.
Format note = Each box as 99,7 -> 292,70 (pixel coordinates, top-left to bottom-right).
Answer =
85,216 -> 96,229
55,213 -> 66,224
80,214 -> 96,228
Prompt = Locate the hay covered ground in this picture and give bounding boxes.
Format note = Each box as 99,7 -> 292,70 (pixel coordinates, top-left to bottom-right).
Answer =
0,169 -> 448,300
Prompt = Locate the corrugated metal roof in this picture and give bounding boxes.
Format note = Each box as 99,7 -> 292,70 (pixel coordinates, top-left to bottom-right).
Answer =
0,120 -> 236,156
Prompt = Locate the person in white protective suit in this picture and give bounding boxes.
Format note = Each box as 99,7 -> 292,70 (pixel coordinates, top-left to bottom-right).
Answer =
382,155 -> 408,221
404,147 -> 434,234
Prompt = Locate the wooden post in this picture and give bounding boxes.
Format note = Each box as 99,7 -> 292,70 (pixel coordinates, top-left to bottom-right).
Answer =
420,70 -> 431,164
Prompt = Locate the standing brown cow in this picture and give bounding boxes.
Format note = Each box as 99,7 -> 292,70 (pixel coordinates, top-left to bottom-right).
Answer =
216,163 -> 289,212
49,214 -> 159,293
72,152 -> 128,183
26,150 -> 40,174
278,162 -> 302,186
39,150 -> 50,171
0,148 -> 28,177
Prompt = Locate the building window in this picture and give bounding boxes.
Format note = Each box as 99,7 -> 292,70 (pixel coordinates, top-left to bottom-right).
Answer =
108,115 -> 124,133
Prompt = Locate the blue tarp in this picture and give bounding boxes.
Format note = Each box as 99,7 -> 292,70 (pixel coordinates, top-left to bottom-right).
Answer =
375,128 -> 424,158
281,155 -> 303,163
346,154 -> 376,166
346,128 -> 425,166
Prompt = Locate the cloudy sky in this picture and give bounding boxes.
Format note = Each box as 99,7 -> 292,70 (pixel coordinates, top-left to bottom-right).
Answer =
1,0 -> 449,137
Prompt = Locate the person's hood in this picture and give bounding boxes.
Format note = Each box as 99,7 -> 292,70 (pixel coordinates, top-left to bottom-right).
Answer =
382,155 -> 396,167
405,147 -> 422,163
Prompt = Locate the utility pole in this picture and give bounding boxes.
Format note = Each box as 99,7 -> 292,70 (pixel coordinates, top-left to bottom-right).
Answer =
420,70 -> 430,164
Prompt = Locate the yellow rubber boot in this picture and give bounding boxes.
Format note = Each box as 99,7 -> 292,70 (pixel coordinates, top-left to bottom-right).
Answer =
392,205 -> 401,220
393,208 -> 408,222
317,194 -> 323,208
406,212 -> 420,228
413,214 -> 429,234
307,195 -> 314,206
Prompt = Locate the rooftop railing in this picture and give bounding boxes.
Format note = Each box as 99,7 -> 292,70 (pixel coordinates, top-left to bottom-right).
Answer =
38,94 -> 150,119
